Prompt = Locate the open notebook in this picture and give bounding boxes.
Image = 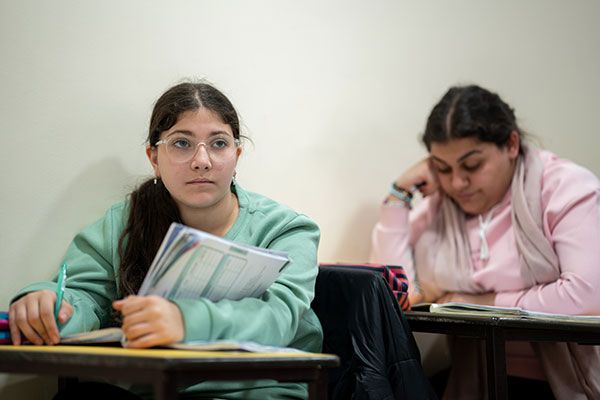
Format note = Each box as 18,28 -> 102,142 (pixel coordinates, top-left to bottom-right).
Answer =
411,302 -> 600,325
60,327 -> 306,353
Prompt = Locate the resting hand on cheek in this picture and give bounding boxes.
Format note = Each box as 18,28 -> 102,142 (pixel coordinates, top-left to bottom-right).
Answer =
394,158 -> 439,197
113,295 -> 185,348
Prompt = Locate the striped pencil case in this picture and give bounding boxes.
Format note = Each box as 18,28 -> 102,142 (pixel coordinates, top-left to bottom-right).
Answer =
1,311 -> 10,344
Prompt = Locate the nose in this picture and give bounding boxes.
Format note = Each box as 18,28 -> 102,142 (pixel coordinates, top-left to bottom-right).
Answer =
451,171 -> 469,191
190,143 -> 212,171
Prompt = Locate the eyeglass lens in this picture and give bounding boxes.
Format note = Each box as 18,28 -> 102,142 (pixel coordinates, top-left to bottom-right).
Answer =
161,135 -> 238,163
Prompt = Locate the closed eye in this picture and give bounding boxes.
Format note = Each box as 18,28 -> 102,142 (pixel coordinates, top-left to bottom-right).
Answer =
434,166 -> 451,174
462,163 -> 481,172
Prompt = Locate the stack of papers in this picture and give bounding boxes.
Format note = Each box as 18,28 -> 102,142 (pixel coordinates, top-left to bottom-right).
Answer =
138,223 -> 289,301
61,327 -> 306,353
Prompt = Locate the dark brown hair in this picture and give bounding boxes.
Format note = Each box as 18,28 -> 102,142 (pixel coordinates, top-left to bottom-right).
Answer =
117,82 -> 241,297
422,85 -> 522,153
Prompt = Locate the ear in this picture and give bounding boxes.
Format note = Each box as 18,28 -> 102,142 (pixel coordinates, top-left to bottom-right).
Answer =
506,130 -> 520,160
146,145 -> 160,177
235,146 -> 242,162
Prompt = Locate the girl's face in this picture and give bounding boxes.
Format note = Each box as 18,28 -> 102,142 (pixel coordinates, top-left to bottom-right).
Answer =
147,108 -> 241,215
429,132 -> 519,215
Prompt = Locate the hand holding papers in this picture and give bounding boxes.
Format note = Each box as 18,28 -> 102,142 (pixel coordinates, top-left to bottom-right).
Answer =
58,223 -> 292,350
138,222 -> 289,301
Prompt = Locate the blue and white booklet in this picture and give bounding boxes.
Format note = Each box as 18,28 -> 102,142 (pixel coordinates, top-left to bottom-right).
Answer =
138,223 -> 289,301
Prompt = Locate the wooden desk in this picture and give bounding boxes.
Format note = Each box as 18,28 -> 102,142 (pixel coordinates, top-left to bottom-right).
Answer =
405,311 -> 600,400
0,345 -> 339,400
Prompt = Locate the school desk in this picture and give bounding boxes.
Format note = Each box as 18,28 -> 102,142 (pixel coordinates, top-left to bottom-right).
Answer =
405,310 -> 600,400
0,345 -> 339,400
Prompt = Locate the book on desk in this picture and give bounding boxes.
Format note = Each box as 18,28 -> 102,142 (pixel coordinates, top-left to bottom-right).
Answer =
59,327 -> 306,353
411,301 -> 600,325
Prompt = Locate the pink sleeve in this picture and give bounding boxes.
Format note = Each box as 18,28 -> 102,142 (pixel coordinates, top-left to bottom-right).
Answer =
369,197 -> 437,294
495,154 -> 600,314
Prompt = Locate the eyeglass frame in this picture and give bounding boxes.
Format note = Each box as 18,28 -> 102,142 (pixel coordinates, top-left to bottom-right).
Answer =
153,135 -> 241,164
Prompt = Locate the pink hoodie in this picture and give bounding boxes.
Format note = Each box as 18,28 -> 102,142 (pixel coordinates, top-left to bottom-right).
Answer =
370,150 -> 600,380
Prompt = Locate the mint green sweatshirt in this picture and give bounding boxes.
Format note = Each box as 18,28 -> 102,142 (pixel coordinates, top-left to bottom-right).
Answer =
15,185 -> 322,399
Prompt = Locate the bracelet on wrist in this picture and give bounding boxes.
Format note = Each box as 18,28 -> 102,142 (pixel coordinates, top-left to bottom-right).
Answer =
384,197 -> 411,209
389,183 -> 413,207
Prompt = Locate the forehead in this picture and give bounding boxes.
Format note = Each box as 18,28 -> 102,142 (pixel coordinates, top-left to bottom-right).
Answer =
168,108 -> 231,134
430,137 -> 491,162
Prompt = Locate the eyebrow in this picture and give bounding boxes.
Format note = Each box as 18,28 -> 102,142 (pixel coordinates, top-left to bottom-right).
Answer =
431,149 -> 483,165
166,130 -> 232,138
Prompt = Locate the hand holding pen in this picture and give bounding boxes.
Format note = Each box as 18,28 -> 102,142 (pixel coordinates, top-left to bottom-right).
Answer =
54,263 -> 68,324
8,263 -> 74,345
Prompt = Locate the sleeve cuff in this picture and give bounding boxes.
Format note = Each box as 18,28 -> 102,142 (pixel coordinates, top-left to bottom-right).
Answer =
172,298 -> 212,342
494,290 -> 524,308
11,282 -> 57,304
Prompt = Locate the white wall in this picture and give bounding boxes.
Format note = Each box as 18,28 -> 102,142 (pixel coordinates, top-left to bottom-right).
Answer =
1,0 -> 599,397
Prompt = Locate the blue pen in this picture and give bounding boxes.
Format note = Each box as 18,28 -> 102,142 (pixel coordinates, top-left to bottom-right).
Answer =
54,263 -> 68,324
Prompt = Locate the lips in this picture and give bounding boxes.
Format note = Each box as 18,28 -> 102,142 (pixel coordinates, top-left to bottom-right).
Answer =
455,192 -> 477,202
186,178 -> 213,184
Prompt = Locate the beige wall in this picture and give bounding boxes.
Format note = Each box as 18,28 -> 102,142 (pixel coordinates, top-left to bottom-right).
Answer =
2,0 -> 599,397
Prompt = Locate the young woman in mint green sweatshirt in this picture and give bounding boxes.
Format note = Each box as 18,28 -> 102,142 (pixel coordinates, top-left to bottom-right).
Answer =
9,82 -> 322,399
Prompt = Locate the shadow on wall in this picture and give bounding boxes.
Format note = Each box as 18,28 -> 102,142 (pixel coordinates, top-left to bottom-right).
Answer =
2,159 -> 142,399
16,157 -> 139,280
331,201 -> 381,263
0,374 -> 57,400
1,160 -> 145,399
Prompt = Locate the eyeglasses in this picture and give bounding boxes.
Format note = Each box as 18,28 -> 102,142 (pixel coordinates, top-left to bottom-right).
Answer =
155,134 -> 240,164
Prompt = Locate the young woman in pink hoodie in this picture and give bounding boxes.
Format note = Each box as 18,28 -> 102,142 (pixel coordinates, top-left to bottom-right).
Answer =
370,84 -> 600,399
